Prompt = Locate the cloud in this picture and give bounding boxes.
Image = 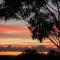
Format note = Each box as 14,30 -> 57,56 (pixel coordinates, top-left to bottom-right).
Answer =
0,19 -> 28,26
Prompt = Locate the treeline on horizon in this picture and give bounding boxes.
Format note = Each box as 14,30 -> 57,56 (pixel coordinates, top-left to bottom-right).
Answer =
0,49 -> 60,60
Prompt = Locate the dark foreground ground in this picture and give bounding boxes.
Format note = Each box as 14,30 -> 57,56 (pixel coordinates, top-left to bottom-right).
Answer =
0,49 -> 60,60
0,53 -> 60,60
0,55 -> 60,60
0,56 -> 60,60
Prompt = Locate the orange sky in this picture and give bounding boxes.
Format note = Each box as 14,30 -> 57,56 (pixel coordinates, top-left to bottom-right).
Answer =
0,24 -> 59,55
0,25 -> 31,34
0,25 -> 57,48
0,25 -> 31,38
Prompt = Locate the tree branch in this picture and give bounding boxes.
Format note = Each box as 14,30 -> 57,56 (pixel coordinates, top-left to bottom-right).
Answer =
47,36 -> 60,49
51,34 -> 59,45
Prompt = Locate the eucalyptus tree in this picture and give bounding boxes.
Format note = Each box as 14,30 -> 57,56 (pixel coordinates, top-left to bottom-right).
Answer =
0,0 -> 60,49
29,0 -> 60,49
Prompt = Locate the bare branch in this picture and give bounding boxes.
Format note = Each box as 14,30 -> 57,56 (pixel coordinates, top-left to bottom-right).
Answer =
51,34 -> 59,45
47,36 -> 59,49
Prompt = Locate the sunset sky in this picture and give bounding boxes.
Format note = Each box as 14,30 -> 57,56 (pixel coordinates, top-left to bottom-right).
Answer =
0,0 -> 58,48
0,19 -> 57,48
0,19 -> 58,55
0,0 -> 58,55
0,0 -> 59,56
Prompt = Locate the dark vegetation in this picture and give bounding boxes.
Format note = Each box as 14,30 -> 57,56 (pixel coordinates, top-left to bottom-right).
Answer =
0,0 -> 60,49
0,0 -> 60,59
0,49 -> 60,60
0,1 -> 60,60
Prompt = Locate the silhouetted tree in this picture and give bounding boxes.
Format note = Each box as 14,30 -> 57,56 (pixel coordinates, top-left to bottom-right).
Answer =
0,0 -> 60,49
28,0 -> 60,49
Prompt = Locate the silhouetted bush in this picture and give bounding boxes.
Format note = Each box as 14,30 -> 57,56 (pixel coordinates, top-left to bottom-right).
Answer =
15,49 -> 60,60
48,50 -> 60,56
0,49 -> 60,60
15,49 -> 40,60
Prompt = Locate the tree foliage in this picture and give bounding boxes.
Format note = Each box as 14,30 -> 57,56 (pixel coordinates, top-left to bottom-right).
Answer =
0,0 -> 60,48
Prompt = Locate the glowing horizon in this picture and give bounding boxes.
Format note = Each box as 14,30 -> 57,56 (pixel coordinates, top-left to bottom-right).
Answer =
0,20 -> 59,56
0,22 -> 58,51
